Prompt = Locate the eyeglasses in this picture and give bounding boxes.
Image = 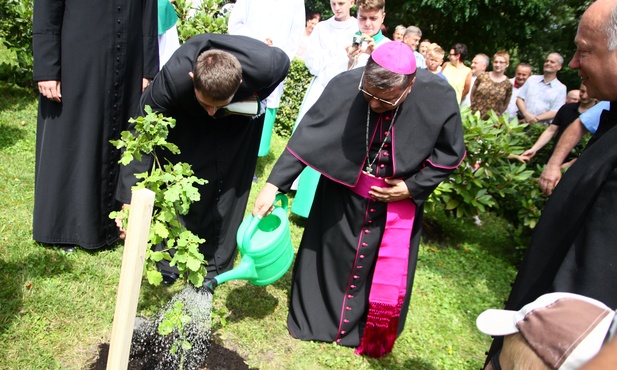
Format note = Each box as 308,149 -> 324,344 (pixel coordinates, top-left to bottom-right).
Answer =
358,72 -> 409,106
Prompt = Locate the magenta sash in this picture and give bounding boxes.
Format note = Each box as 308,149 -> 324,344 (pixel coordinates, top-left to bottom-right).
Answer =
350,172 -> 416,358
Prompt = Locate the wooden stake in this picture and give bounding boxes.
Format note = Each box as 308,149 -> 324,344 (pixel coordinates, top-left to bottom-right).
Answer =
107,189 -> 155,369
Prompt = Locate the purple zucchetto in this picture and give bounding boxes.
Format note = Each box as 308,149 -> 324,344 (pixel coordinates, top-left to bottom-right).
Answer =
371,41 -> 417,75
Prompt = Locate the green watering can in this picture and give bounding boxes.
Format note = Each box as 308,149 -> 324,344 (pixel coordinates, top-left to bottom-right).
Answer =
204,194 -> 293,291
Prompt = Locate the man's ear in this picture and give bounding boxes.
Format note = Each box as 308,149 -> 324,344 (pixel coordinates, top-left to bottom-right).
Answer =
189,71 -> 194,80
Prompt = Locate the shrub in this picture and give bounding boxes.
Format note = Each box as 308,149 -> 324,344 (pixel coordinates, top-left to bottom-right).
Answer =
276,59 -> 313,138
428,108 -> 547,245
0,0 -> 33,86
173,0 -> 229,42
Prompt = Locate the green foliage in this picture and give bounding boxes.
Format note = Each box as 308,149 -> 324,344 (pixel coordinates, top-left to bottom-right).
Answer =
0,0 -> 33,86
173,0 -> 229,43
429,108 -> 547,243
110,106 -> 208,288
276,58 -> 313,138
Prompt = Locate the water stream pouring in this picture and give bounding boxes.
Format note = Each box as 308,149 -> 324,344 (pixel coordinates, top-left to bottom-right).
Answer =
204,194 -> 293,291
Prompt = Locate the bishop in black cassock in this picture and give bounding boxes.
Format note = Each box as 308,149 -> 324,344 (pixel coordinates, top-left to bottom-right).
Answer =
253,42 -> 466,357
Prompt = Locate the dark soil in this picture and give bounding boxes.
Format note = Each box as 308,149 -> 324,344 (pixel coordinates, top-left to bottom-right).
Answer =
88,339 -> 256,370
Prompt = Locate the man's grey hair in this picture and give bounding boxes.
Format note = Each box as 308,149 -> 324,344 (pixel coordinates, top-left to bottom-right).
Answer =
475,53 -> 490,67
364,57 -> 415,91
606,6 -> 617,50
404,26 -> 422,38
549,52 -> 564,66
394,25 -> 407,34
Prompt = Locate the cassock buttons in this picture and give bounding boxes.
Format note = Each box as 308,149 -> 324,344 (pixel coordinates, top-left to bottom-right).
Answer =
364,229 -> 370,234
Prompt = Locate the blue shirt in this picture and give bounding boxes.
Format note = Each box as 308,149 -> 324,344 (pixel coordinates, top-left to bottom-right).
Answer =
580,101 -> 611,134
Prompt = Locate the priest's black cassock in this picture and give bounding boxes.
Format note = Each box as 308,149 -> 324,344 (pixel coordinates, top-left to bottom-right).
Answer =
485,101 -> 617,364
116,34 -> 290,277
32,0 -> 159,249
267,68 -> 466,347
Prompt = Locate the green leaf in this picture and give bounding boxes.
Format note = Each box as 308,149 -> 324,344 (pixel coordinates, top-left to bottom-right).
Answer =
146,270 -> 163,286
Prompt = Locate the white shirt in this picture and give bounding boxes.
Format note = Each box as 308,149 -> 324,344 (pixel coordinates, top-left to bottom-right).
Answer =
517,74 -> 567,124
228,0 -> 305,60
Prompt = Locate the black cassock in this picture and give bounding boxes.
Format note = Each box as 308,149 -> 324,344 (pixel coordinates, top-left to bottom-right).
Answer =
486,102 -> 617,364
32,0 -> 159,249
267,68 -> 466,346
117,34 -> 290,277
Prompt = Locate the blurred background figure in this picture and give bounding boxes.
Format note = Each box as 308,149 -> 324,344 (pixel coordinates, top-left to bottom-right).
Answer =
296,12 -> 322,60
419,38 -> 431,59
441,43 -> 472,104
402,25 -> 425,68
505,62 -> 533,120
228,0 -> 305,157
470,51 -> 512,119
516,52 -> 566,125
461,53 -> 489,107
158,0 -> 180,68
392,24 -> 406,41
425,43 -> 447,80
519,82 -> 596,166
566,89 -> 581,103
288,0 -> 357,217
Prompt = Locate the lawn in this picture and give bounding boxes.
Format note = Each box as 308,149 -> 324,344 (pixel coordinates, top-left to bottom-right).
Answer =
0,80 -> 518,369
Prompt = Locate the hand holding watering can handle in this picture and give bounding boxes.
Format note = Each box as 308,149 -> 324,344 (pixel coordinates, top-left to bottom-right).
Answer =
242,194 -> 288,251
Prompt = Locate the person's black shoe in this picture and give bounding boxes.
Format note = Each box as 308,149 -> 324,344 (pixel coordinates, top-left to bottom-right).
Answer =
59,245 -> 76,253
160,271 -> 179,285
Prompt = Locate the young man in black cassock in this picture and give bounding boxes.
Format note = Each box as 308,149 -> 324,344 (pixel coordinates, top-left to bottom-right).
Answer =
253,41 -> 466,358
116,34 -> 290,281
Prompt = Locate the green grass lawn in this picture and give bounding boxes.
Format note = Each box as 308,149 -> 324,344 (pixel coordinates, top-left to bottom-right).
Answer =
0,81 -> 518,369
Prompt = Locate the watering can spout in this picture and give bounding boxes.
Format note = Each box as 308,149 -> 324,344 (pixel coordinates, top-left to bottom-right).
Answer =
212,255 -> 259,286
201,277 -> 218,293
